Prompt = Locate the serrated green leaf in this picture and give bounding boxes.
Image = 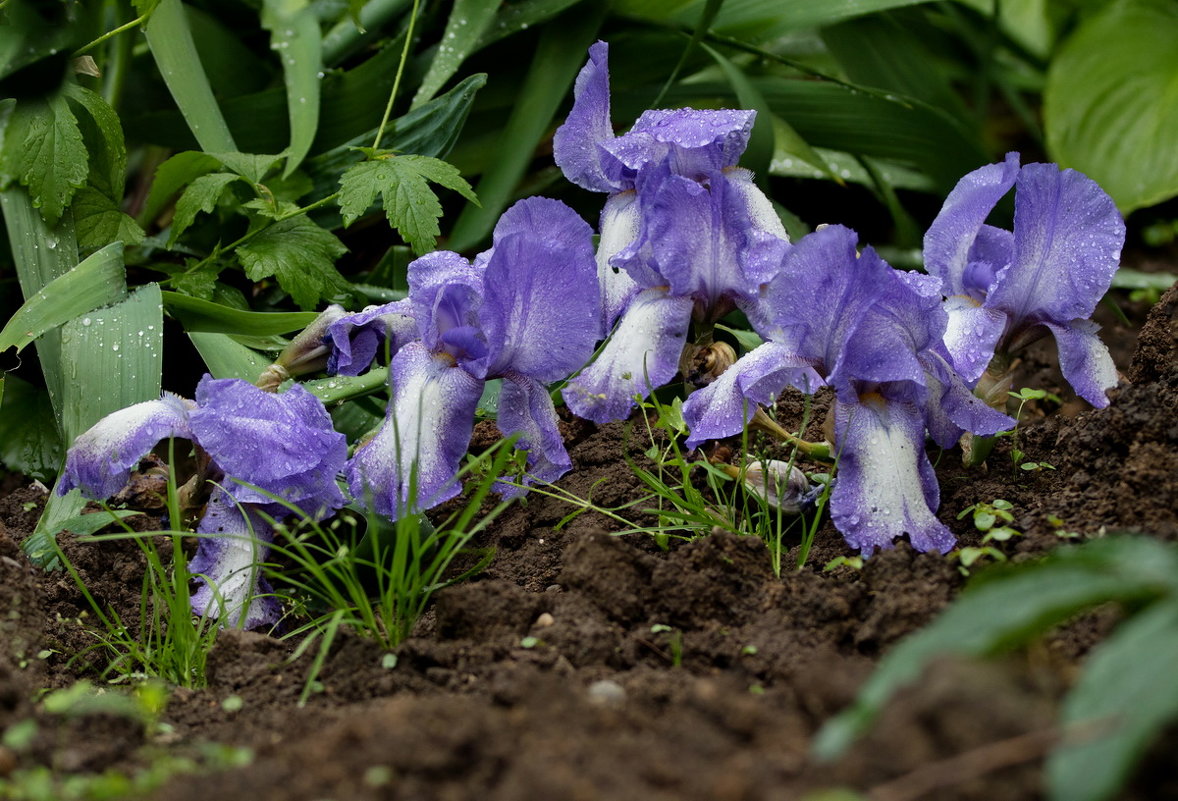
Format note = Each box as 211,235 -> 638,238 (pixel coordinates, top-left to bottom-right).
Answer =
209,152 -> 284,184
0,375 -> 63,483
189,331 -> 271,381
72,187 -> 146,252
261,0 -> 323,177
1048,599 -> 1178,801
812,537 -> 1178,762
236,216 -> 349,309
412,0 -> 499,109
169,172 -> 241,246
141,151 -> 224,226
0,242 -> 126,353
168,260 -> 222,300
144,0 -> 237,153
0,94 -> 89,226
63,85 -> 128,198
1044,0 -> 1178,212
162,290 -> 316,335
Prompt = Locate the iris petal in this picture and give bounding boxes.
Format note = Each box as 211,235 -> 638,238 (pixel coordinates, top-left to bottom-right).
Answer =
830,398 -> 954,556
495,371 -> 573,497
552,40 -> 617,193
326,299 -> 417,376
346,342 -> 483,519
940,296 -> 1008,383
1042,320 -> 1118,408
59,393 -> 195,500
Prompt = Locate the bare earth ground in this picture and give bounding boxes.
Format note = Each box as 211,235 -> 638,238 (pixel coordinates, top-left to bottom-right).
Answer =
0,281 -> 1175,801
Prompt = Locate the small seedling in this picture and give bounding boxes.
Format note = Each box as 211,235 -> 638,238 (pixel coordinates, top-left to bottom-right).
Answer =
957,498 -> 1022,544
823,555 -> 864,572
1000,388 -> 1062,473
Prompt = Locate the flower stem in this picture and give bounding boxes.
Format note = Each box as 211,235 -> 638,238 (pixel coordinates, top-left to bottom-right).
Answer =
72,12 -> 151,58
750,407 -> 832,462
371,0 -> 420,151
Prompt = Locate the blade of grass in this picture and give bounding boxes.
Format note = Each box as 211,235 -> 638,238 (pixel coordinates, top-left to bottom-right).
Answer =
262,0 -> 323,177
189,331 -> 271,381
410,0 -> 498,110
144,0 -> 237,153
163,291 -> 316,335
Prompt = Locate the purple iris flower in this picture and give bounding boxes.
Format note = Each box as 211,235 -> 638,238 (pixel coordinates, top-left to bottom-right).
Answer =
923,152 -> 1125,407
682,225 -> 1013,555
60,376 -> 347,629
340,196 -> 600,519
553,40 -> 775,335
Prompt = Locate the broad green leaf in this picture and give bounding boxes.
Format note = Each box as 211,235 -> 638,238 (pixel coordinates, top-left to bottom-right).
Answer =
0,190 -> 85,424
189,331 -> 271,381
0,0 -> 80,82
475,0 -> 585,49
700,42 -> 783,181
0,242 -> 126,353
56,510 -> 146,538
0,375 -> 63,484
339,155 -> 477,253
133,0 -> 162,14
0,94 -> 88,226
236,216 -> 349,309
1044,0 -> 1178,213
448,5 -> 605,250
264,0 -> 324,176
72,188 -> 146,252
322,0 -> 411,66
1048,598 -> 1178,801
169,172 -> 241,246
162,291 -> 316,335
141,151 -> 223,226
411,0 -> 499,109
812,537 -> 1178,761
144,0 -> 237,153
770,143 -> 934,193
303,367 -> 390,404
1110,269 -> 1178,292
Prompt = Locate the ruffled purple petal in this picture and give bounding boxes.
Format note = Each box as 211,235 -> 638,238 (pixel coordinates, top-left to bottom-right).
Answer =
830,397 -> 954,556
326,299 -> 417,376
988,162 -> 1124,328
1042,320 -> 1118,408
923,152 -> 1020,296
494,371 -> 572,498
940,295 -> 1008,383
59,394 -> 195,500
407,250 -> 486,364
346,342 -> 483,519
562,288 -> 693,424
190,376 -> 346,516
682,341 -> 823,450
920,350 -> 1015,448
480,197 -> 601,381
603,108 -> 755,180
552,41 -> 618,193
597,191 -> 643,330
189,488 -> 281,630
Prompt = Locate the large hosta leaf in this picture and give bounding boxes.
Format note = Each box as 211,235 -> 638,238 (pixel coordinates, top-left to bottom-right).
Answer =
1044,0 -> 1178,213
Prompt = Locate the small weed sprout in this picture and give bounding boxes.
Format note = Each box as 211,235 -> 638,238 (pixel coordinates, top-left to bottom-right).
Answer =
999,388 -> 1061,472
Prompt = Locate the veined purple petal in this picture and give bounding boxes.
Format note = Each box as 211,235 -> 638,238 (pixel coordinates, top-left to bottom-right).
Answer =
495,371 -> 572,498
1042,320 -> 1118,408
326,299 -> 417,376
963,225 -> 1014,298
830,397 -> 954,556
189,488 -> 281,630
603,108 -> 755,181
988,162 -> 1124,328
941,295 -> 1008,383
682,341 -> 823,450
59,393 -> 195,500
562,288 -> 693,424
346,342 -> 483,519
597,191 -> 642,330
191,376 -> 346,516
480,197 -> 601,381
407,250 -> 486,363
921,350 -> 1015,448
923,152 -> 1020,296
552,41 -> 618,193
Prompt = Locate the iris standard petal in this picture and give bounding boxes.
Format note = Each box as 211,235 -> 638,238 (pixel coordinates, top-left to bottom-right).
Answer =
682,341 -> 823,450
830,397 -> 954,556
988,162 -> 1124,328
188,487 -> 281,630
1042,320 -> 1118,408
923,152 -> 1020,296
325,299 -> 417,376
562,287 -> 693,424
495,371 -> 573,498
190,376 -> 346,515
407,250 -> 485,360
346,342 -> 483,519
603,108 -> 755,180
552,40 -> 618,193
480,196 -> 600,381
59,393 -> 195,500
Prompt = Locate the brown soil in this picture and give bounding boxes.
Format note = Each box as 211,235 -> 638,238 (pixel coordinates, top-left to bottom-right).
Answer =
0,282 -> 1175,800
